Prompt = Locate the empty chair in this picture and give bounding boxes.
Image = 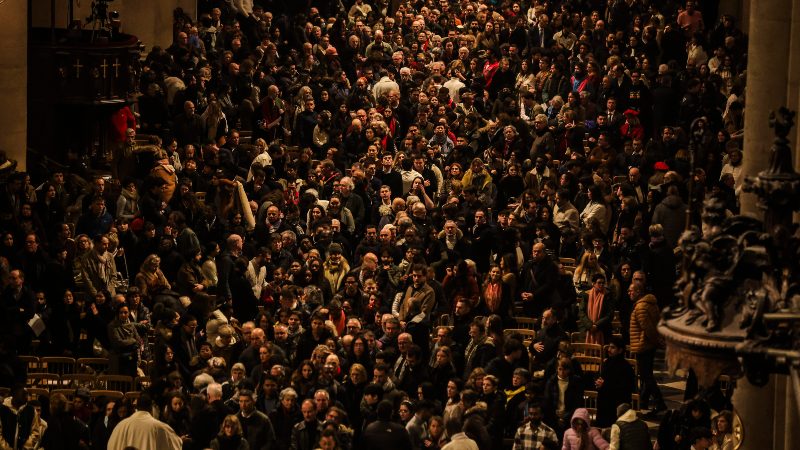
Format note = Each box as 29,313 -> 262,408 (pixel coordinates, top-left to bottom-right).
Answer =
27,373 -> 60,388
41,357 -> 77,377
77,358 -> 110,375
18,356 -> 40,372
572,343 -> 603,359
60,373 -> 97,389
513,317 -> 539,330
27,388 -> 50,401
97,375 -> 133,392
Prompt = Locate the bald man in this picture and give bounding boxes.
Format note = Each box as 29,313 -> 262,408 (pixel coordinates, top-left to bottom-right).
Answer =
519,243 -> 562,317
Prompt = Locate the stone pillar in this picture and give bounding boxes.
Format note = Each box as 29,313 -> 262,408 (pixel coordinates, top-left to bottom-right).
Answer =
740,0 -> 793,215
0,0 -> 27,170
784,375 -> 800,450
733,376 -> 776,450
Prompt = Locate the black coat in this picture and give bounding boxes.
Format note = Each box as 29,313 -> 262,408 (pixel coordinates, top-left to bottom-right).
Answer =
360,420 -> 412,450
519,257 -> 562,317
596,353 -> 636,427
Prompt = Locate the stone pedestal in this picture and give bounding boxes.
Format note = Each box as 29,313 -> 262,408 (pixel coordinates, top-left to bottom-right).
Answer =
733,376 -> 776,450
0,0 -> 27,170
740,0 -> 793,215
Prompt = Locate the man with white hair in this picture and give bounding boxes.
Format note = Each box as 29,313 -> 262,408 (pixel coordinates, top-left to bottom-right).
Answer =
338,176 -> 366,224
189,383 -> 228,449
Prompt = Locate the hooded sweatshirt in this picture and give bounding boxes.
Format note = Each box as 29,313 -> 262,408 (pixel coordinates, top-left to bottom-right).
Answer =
561,408 -> 609,450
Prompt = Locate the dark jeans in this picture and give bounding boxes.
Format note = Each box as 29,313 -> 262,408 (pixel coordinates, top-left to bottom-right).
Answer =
636,348 -> 664,409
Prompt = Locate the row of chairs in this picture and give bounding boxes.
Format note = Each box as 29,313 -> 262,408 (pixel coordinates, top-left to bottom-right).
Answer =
20,387 -> 139,402
25,373 -> 151,393
19,356 -> 111,376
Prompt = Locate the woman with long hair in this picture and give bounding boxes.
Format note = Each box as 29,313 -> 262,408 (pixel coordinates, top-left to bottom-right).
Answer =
135,254 -> 172,300
162,392 -> 191,439
290,359 -> 318,398
429,346 -> 456,403
580,184 -> 611,236
711,410 -> 734,450
202,100 -> 229,142
572,252 -> 606,295
481,264 -> 513,324
210,415 -> 249,450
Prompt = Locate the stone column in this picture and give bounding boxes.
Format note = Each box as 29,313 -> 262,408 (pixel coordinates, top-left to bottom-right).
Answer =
0,0 -> 27,170
733,376 -> 776,450
784,375 -> 800,450
740,0 -> 793,215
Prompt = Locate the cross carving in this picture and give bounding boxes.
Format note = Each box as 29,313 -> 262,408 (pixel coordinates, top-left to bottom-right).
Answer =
73,59 -> 83,78
112,58 -> 121,78
100,59 -> 109,78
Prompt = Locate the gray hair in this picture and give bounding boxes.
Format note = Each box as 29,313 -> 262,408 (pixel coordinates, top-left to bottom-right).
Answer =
279,387 -> 298,401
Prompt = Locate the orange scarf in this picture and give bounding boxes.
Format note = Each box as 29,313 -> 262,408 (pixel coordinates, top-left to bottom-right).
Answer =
586,288 -> 605,345
484,282 -> 502,312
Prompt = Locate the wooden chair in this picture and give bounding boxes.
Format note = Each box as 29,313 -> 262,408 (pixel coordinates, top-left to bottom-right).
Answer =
631,393 -> 640,411
503,329 -> 537,346
27,373 -> 60,388
573,356 -> 602,379
90,390 -> 124,400
513,317 -> 539,331
77,358 -> 110,375
572,343 -> 603,359
611,311 -> 622,335
26,388 -> 50,401
97,375 -> 133,392
559,257 -> 577,268
124,391 -> 141,401
18,356 -> 40,372
570,332 -> 585,343
583,390 -> 598,424
41,357 -> 77,377
60,373 -> 97,389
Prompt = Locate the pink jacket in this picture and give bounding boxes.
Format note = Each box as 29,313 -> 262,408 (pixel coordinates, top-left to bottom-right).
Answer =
561,408 -> 610,450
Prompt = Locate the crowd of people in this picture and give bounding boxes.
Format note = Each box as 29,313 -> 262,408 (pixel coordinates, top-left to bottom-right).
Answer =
0,0 -> 747,449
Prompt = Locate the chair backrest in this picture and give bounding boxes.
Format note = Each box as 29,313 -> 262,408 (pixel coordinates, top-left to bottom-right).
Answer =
503,328 -> 537,345
573,356 -> 602,374
513,317 -> 539,330
90,390 -> 124,400
77,358 -> 110,375
572,343 -> 603,359
18,356 -> 40,372
97,375 -> 133,392
125,391 -> 142,401
41,357 -> 77,376
27,388 -> 50,401
60,373 -> 98,389
583,390 -> 598,409
27,373 -> 60,388
570,332 -> 585,343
